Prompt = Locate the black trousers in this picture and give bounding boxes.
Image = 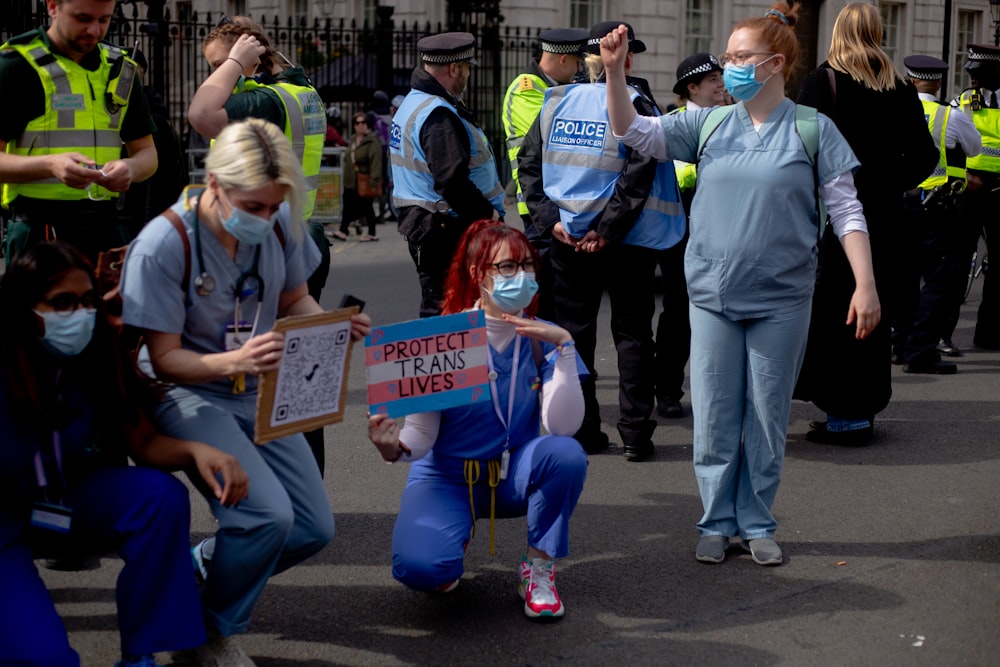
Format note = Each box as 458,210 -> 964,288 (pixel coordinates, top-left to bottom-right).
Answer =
550,240 -> 657,448
654,236 -> 690,401
407,224 -> 463,319
965,176 -> 1000,348
6,198 -> 129,266
893,194 -> 971,364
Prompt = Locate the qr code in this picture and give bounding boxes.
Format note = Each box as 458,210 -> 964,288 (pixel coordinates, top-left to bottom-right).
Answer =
272,324 -> 350,423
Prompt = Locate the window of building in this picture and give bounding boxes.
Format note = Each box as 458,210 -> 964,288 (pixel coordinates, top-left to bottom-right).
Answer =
570,0 -> 602,31
685,0 -> 714,56
952,10 -> 979,96
879,3 -> 902,67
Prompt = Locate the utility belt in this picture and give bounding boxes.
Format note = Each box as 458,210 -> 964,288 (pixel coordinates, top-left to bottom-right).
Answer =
10,196 -> 118,222
908,180 -> 966,212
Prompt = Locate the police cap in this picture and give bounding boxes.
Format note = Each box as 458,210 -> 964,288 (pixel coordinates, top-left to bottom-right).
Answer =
964,43 -> 1000,72
584,21 -> 646,56
673,52 -> 722,97
903,54 -> 948,80
418,32 -> 478,66
539,28 -> 588,57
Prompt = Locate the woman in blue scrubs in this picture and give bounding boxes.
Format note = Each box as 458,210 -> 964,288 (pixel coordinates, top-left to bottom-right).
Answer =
600,4 -> 881,566
367,221 -> 588,620
0,241 -> 247,667
121,118 -> 370,664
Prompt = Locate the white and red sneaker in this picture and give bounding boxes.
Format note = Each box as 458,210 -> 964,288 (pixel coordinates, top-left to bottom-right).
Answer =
518,556 -> 564,618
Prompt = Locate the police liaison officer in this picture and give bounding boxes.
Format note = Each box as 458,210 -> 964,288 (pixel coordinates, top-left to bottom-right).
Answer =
951,43 -> 1000,350
893,55 -> 981,374
0,0 -> 158,264
390,32 -> 505,318
500,28 -> 587,318
653,52 -> 726,420
518,21 -> 686,461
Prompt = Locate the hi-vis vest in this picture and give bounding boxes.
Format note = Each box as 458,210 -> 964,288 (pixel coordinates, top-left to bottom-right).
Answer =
390,90 -> 505,216
243,78 -> 325,219
502,72 -> 547,216
919,99 -> 965,190
538,83 -> 685,249
669,106 -> 698,192
959,88 -> 1000,174
1,33 -> 129,205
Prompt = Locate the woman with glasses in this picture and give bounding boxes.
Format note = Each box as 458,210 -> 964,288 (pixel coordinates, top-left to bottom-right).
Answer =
366,220 -> 588,620
0,241 -> 248,667
328,112 -> 383,242
600,3 -> 881,566
795,3 -> 939,445
120,118 -> 370,665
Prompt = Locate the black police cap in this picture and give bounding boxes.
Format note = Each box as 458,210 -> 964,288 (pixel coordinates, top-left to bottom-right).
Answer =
418,32 -> 477,65
673,52 -> 722,97
584,21 -> 646,56
539,28 -> 589,57
903,54 -> 948,80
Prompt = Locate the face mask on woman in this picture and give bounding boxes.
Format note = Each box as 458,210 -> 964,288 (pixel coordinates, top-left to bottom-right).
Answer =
488,272 -> 539,314
217,188 -> 276,245
34,308 -> 97,357
723,54 -> 777,102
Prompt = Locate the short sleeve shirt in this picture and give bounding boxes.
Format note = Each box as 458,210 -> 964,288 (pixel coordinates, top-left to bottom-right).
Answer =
119,188 -> 321,394
660,98 -> 860,319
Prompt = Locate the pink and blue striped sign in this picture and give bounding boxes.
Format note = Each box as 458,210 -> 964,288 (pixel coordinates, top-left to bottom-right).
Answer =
365,310 -> 489,418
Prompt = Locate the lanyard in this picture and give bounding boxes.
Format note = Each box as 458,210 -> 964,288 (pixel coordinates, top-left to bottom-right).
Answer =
35,372 -> 68,502
485,335 -> 520,456
232,245 -> 265,344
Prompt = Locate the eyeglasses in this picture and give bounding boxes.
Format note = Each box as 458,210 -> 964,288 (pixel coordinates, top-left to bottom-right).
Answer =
354,119 -> 367,125
491,259 -> 535,277
718,51 -> 775,67
41,290 -> 98,316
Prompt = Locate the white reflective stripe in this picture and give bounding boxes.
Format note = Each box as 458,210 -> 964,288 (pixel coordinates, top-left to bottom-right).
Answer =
549,196 -> 611,214
400,97 -> 439,160
981,146 -> 1000,157
18,129 -> 122,149
304,174 -> 319,189
29,45 -> 76,128
392,154 -> 432,174
269,85 -> 306,159
542,148 -> 625,172
643,197 -> 685,216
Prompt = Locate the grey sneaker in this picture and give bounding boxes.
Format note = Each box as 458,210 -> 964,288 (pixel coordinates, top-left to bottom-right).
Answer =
743,538 -> 783,566
695,535 -> 729,563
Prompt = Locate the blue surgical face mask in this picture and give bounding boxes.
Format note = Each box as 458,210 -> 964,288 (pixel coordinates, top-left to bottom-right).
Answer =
34,308 -> 97,358
723,55 -> 777,101
218,189 -> 275,245
488,271 -> 538,314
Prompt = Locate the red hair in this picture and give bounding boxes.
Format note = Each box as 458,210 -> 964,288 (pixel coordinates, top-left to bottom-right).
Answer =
442,220 -> 541,316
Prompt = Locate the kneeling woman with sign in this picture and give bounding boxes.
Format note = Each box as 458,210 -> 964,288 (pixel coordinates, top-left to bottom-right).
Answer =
120,118 -> 370,664
367,220 -> 588,620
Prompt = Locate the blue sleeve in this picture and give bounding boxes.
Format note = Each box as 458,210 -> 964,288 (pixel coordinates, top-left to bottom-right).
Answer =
816,113 -> 861,186
120,214 -> 190,334
660,107 -> 715,164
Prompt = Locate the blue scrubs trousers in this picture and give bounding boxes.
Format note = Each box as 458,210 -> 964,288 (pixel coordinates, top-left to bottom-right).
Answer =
0,467 -> 206,665
155,386 -> 335,636
391,435 -> 587,591
689,301 -> 811,541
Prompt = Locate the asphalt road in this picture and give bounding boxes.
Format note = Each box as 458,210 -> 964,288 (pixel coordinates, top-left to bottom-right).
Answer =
41,220 -> 999,666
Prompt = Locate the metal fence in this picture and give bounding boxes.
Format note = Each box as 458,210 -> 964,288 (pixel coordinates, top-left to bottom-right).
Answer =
2,2 -> 551,181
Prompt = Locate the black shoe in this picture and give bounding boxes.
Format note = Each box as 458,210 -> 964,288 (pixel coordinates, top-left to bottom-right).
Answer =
805,422 -> 873,446
578,432 -> 610,455
937,340 -> 963,357
903,360 -> 957,374
891,350 -> 904,365
973,337 -> 1000,350
656,396 -> 684,419
622,441 -> 654,461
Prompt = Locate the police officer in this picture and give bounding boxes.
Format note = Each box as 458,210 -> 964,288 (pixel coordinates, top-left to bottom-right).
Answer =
893,55 -> 981,374
391,32 -> 504,318
518,22 -> 686,461
501,28 -> 587,319
951,43 -> 1000,350
0,0 -> 158,264
653,53 -> 725,419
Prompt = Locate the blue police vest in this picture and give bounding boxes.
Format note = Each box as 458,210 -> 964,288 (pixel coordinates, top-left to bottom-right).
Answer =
537,83 -> 685,249
389,90 -> 504,216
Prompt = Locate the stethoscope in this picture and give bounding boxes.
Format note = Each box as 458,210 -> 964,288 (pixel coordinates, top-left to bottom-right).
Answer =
191,200 -> 266,344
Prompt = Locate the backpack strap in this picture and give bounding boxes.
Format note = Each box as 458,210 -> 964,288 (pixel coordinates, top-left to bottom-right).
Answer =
696,106 -> 735,161
161,208 -> 192,302
793,104 -> 825,238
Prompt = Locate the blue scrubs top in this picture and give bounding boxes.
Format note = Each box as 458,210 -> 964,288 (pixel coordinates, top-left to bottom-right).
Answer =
120,188 -> 321,395
659,98 -> 860,319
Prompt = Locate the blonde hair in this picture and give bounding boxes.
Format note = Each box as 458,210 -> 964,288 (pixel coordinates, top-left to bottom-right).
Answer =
205,118 -> 307,237
827,3 -> 901,91
733,2 -> 801,81
585,54 -> 604,82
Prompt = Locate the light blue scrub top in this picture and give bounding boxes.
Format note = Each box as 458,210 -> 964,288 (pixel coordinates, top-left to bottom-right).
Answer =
659,98 -> 860,319
120,188 -> 321,395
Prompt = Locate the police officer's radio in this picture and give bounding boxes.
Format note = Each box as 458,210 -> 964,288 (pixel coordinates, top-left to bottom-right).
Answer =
969,89 -> 984,112
105,44 -> 138,114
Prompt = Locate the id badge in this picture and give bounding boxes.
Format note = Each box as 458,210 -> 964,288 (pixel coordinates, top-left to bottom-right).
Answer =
225,322 -> 253,351
499,450 -> 510,481
31,502 -> 72,534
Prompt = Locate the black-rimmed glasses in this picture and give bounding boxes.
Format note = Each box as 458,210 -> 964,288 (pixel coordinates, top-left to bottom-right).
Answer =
491,259 -> 535,277
41,291 -> 98,316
